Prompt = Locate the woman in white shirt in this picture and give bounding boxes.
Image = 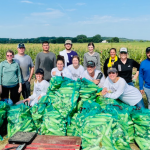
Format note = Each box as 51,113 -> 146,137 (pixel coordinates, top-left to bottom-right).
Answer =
68,55 -> 84,81
102,67 -> 145,108
23,68 -> 49,106
51,55 -> 72,79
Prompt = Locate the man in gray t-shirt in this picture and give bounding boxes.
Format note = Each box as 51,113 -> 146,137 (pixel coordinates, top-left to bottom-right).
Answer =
35,41 -> 56,81
14,43 -> 34,99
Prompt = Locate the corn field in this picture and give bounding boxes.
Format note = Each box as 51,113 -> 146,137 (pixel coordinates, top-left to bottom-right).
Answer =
0,42 -> 149,70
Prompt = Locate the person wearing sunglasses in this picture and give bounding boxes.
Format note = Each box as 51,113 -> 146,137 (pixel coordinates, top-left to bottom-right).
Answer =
82,60 -> 105,88
0,50 -> 22,104
114,47 -> 140,86
101,67 -> 145,108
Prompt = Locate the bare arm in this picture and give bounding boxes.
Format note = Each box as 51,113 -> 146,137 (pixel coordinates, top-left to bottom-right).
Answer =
28,67 -> 34,82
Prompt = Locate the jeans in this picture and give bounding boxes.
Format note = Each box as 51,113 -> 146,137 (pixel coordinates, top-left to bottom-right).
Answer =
1,84 -> 20,104
22,81 -> 30,99
127,82 -> 134,87
143,87 -> 150,104
136,99 -> 145,108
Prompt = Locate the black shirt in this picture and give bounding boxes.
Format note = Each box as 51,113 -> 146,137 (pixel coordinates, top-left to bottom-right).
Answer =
114,59 -> 140,83
103,57 -> 119,77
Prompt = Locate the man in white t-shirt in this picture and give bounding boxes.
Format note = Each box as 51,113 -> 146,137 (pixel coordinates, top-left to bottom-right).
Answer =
82,61 -> 105,88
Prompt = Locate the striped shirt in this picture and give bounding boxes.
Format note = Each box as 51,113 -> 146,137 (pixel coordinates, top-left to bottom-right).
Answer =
0,60 -> 22,86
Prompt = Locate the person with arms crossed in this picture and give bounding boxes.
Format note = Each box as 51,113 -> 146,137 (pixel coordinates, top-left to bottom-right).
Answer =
14,43 -> 34,99
82,60 -> 105,88
102,67 -> 145,108
59,40 -> 78,67
51,55 -> 72,79
35,41 -> 56,82
139,47 -> 150,109
84,42 -> 100,70
0,50 -> 22,104
114,47 -> 140,86
68,55 -> 84,81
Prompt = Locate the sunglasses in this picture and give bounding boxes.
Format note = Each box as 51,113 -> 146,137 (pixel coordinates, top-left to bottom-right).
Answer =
108,72 -> 116,74
6,55 -> 13,57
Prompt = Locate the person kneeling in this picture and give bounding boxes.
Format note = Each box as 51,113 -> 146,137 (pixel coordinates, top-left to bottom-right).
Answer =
21,68 -> 49,106
82,61 -> 105,88
102,67 -> 145,108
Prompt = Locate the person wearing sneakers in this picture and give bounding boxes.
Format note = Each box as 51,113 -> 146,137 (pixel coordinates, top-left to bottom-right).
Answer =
139,47 -> 150,109
14,43 -> 34,99
59,40 -> 78,67
82,60 -> 105,88
102,67 -> 145,108
114,47 -> 140,86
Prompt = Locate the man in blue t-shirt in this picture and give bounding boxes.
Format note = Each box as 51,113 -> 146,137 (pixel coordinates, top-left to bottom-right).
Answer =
59,40 -> 78,67
139,47 -> 150,109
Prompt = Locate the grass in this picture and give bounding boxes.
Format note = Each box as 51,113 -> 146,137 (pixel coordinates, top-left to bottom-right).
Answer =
0,42 -> 149,149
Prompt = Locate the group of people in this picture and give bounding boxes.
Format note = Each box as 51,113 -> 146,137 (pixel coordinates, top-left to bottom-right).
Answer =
0,40 -> 150,109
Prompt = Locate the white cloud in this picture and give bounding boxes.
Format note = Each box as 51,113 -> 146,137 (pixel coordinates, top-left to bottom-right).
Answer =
66,9 -> 76,12
31,9 -> 64,18
21,1 -> 33,3
44,24 -> 50,26
76,3 -> 86,6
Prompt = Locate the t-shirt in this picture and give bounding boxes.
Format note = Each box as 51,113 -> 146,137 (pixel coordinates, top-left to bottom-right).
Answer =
68,64 -> 84,81
139,58 -> 150,90
67,51 -> 78,66
103,77 -> 142,106
35,52 -> 56,81
29,80 -> 49,106
114,59 -> 140,83
51,67 -> 72,79
84,52 -> 100,70
82,70 -> 105,88
14,54 -> 34,83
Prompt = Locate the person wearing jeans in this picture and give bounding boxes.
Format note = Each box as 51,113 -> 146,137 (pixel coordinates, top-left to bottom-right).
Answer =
14,43 -> 34,99
139,47 -> 150,109
102,67 -> 145,108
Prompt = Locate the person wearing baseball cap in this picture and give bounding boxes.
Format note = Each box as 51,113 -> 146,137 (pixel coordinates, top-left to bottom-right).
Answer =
114,47 -> 140,86
101,66 -> 145,108
82,60 -> 105,88
139,47 -> 150,109
20,68 -> 49,106
59,40 -> 78,67
14,43 -> 34,99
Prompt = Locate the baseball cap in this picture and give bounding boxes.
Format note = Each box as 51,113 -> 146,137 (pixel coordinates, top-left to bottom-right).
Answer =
107,67 -> 118,74
87,61 -> 95,67
35,68 -> 44,75
17,43 -> 25,48
65,40 -> 72,45
120,47 -> 127,53
146,47 -> 150,53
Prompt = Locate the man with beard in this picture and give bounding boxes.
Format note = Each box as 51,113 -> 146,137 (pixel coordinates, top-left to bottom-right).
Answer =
59,40 -> 78,67
139,47 -> 150,109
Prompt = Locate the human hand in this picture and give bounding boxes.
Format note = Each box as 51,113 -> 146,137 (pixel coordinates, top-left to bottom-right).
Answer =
18,86 -> 22,93
52,71 -> 56,76
101,87 -> 108,96
140,90 -> 144,95
23,98 -> 30,103
93,79 -> 100,85
38,95 -> 41,100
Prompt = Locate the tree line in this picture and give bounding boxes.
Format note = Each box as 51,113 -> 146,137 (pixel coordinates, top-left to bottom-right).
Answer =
0,34 -> 120,44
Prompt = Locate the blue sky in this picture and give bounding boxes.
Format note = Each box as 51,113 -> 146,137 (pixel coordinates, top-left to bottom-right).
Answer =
0,0 -> 150,40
